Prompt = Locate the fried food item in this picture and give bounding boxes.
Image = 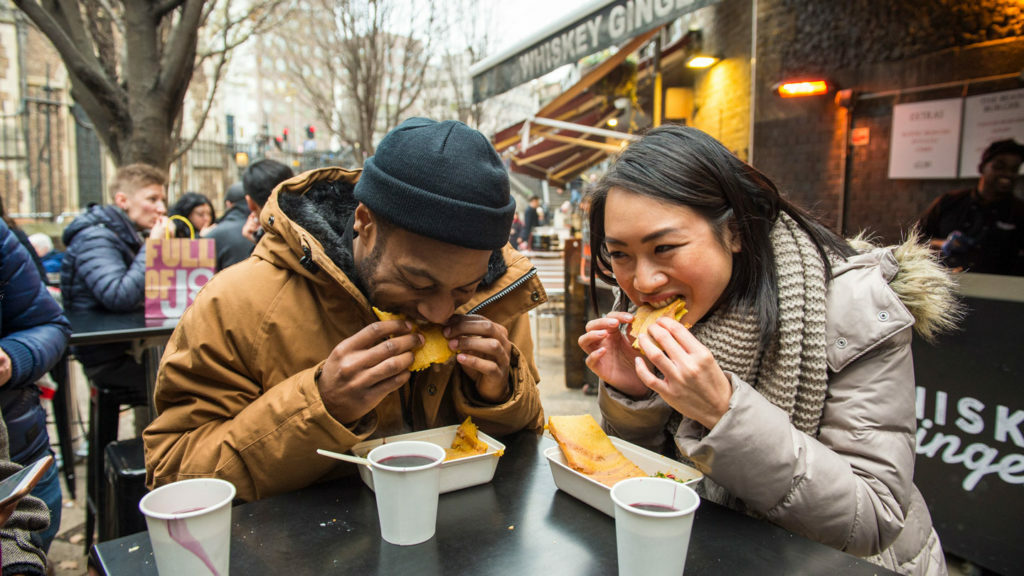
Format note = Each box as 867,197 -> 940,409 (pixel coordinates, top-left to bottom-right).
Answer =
630,298 -> 688,350
445,416 -> 490,461
372,307 -> 454,371
547,414 -> 646,488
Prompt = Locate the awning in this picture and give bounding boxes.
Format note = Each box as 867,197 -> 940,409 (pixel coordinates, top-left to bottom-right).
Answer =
493,26 -> 700,187
492,29 -> 659,187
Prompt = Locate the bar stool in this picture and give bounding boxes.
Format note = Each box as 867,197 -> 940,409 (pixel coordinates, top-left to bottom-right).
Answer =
102,438 -> 148,540
85,382 -> 148,552
48,353 -> 77,499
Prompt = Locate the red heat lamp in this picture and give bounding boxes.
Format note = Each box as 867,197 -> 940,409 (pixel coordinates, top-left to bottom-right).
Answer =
776,80 -> 830,98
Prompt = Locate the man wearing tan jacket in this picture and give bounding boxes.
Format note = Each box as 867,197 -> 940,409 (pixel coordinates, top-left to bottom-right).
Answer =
144,118 -> 546,501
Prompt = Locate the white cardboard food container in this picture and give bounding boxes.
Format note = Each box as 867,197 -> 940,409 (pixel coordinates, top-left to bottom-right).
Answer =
545,436 -> 703,517
352,425 -> 505,494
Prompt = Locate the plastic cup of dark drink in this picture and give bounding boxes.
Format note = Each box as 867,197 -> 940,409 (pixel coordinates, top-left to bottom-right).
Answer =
367,440 -> 446,545
138,478 -> 236,576
609,477 -> 700,576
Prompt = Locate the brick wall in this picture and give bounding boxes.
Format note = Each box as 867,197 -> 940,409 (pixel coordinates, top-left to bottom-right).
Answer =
753,0 -> 1024,242
690,0 -> 752,161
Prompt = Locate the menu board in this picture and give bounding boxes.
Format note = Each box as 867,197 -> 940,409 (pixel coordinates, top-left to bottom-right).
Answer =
889,98 -> 963,179
958,88 -> 1024,178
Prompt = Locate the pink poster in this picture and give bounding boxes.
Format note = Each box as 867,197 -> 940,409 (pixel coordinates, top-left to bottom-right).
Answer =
145,238 -> 216,318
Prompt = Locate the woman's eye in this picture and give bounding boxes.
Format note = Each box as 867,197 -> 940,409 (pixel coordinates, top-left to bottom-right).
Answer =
654,244 -> 678,254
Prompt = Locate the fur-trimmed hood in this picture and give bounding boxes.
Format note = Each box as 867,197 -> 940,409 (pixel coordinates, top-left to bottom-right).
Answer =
848,233 -> 962,342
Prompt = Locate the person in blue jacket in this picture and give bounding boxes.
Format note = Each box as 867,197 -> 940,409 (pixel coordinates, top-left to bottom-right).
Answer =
60,164 -> 167,380
0,218 -> 71,551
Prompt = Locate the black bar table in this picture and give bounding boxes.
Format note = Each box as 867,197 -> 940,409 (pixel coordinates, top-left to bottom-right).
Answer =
66,309 -> 178,428
55,311 -> 178,497
91,433 -> 892,575
62,310 -> 178,548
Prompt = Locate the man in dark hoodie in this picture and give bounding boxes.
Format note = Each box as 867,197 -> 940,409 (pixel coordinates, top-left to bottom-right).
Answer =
240,159 -> 295,245
61,163 -> 168,391
204,182 -> 253,270
145,118 -> 546,501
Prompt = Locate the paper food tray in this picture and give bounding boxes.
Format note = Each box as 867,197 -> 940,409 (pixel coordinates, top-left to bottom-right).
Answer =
351,425 -> 505,494
545,436 -> 703,517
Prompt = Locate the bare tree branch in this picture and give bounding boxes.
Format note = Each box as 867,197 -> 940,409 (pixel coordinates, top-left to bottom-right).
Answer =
82,0 -> 122,82
152,0 -> 205,148
17,0 -> 289,168
271,0 -> 440,163
14,0 -> 124,109
93,0 -> 125,36
154,0 -> 188,20
200,0 -> 218,26
197,0 -> 289,63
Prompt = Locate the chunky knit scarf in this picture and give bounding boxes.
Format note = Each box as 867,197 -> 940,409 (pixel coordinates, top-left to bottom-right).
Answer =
690,211 -> 830,436
679,212 -> 829,508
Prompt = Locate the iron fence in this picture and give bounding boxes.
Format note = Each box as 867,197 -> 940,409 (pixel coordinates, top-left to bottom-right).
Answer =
0,83 -> 69,222
1,84 -> 354,225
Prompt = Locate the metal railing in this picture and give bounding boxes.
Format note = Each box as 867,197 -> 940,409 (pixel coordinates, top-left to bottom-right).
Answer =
2,86 -> 354,223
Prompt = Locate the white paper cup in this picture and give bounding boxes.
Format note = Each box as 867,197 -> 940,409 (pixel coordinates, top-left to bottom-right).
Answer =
610,477 -> 700,576
139,478 -> 236,576
367,440 -> 446,546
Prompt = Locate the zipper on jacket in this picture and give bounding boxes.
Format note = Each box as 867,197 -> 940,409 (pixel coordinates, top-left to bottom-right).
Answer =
468,267 -> 537,315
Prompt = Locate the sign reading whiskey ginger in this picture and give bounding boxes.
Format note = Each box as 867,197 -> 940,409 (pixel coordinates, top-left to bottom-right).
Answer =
471,0 -> 720,102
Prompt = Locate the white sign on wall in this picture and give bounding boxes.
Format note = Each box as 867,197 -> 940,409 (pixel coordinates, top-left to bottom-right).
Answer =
959,88 -> 1024,178
889,98 -> 963,179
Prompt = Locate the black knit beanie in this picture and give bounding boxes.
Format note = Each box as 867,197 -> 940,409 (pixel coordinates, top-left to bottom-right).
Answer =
354,117 -> 514,250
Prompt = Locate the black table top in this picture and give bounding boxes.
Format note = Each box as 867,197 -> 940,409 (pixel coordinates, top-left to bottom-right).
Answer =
91,433 -> 891,575
67,310 -> 178,346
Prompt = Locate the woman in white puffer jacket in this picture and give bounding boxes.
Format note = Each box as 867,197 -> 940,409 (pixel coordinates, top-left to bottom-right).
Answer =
579,125 -> 959,576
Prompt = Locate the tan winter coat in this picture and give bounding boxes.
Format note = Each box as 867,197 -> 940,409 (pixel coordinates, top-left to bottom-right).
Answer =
601,242 -> 954,576
144,167 -> 546,502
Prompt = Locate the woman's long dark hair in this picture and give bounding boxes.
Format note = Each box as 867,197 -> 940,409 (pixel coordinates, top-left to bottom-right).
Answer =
588,125 -> 856,343
169,192 -> 216,237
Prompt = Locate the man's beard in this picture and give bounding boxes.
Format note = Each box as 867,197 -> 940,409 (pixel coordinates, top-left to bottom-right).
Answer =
354,237 -> 385,303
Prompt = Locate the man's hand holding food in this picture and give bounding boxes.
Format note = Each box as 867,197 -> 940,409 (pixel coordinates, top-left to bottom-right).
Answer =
444,314 -> 513,403
318,311 -> 518,425
317,318 -> 421,424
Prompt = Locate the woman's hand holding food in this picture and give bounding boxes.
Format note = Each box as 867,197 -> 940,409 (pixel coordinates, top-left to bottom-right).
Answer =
634,316 -> 733,429
578,312 -> 648,398
317,319 -> 421,424
445,314 -> 513,403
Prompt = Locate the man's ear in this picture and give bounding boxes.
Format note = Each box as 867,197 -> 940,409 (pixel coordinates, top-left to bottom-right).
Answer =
352,203 -> 375,242
113,191 -> 128,211
245,195 -> 260,216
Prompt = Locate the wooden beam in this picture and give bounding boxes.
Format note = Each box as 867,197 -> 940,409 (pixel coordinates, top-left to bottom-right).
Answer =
553,149 -> 606,182
547,151 -> 583,175
515,142 -> 576,165
543,132 -> 627,153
